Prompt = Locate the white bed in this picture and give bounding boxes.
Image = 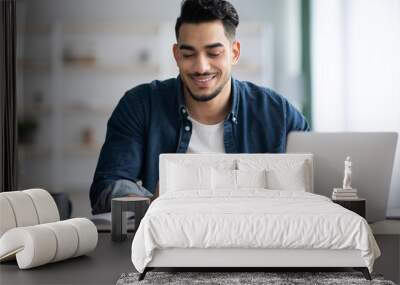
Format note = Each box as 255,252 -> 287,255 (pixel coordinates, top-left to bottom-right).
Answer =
131,154 -> 380,280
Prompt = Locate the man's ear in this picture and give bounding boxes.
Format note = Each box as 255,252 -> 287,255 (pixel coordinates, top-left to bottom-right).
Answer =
173,43 -> 180,64
231,40 -> 240,65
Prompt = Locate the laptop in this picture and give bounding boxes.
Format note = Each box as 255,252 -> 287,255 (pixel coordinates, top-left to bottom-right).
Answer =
286,132 -> 398,223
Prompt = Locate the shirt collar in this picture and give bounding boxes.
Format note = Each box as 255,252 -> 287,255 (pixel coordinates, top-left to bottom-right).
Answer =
176,75 -> 239,123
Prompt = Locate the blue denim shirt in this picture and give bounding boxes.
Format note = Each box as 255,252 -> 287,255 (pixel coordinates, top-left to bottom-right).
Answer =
90,76 -> 310,214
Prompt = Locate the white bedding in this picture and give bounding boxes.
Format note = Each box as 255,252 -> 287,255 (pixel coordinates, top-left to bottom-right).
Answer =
131,190 -> 380,273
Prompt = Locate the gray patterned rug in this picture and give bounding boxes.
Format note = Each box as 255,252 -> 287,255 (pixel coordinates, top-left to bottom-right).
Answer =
116,271 -> 396,285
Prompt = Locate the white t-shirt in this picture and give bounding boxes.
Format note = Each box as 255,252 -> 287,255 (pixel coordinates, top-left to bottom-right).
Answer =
186,117 -> 225,153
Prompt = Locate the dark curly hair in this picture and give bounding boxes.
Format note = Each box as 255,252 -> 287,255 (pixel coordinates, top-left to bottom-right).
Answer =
175,0 -> 239,41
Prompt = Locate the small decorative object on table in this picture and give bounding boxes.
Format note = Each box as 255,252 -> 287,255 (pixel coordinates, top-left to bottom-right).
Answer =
332,156 -> 358,200
332,156 -> 366,218
111,197 -> 150,242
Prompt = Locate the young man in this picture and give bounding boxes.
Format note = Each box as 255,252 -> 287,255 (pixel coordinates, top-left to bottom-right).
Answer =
90,0 -> 310,214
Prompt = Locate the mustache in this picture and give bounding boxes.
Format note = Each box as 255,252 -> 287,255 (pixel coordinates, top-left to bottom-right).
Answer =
190,73 -> 217,77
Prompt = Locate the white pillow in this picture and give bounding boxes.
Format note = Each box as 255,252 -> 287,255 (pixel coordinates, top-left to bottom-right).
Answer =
237,158 -> 310,192
266,161 -> 308,191
212,168 -> 236,190
211,169 -> 268,190
167,163 -> 212,191
236,169 -> 267,189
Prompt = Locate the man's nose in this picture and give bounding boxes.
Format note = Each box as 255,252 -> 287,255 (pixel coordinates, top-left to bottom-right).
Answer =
193,54 -> 210,74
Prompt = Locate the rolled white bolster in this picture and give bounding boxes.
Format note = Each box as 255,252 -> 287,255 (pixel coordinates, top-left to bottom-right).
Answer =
42,221 -> 79,262
0,226 -> 57,269
0,196 -> 17,237
0,218 -> 97,269
65,218 -> 98,257
23,189 -> 60,224
0,191 -> 39,227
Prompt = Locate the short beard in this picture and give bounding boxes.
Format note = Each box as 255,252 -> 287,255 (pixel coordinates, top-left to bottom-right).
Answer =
183,75 -> 230,102
185,85 -> 222,102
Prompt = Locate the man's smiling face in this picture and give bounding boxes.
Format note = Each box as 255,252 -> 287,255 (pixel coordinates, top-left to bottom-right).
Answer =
173,20 -> 240,102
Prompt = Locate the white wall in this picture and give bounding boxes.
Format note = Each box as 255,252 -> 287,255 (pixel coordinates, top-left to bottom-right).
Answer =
311,0 -> 400,216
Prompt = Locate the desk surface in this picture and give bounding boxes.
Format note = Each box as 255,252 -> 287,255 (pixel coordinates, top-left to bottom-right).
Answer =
0,233 -> 134,285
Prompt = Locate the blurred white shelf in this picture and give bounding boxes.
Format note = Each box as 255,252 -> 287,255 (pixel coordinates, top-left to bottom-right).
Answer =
19,22 -> 160,36
21,104 -> 112,116
62,22 -> 160,35
18,23 -> 51,35
19,143 -> 102,160
63,143 -> 102,157
63,104 -> 113,115
18,60 -> 160,75
63,61 -> 160,74
18,144 -> 51,160
18,59 -> 51,74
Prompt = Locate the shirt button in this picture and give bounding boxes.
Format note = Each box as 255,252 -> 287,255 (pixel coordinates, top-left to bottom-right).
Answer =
185,126 -> 191,131
232,117 -> 237,122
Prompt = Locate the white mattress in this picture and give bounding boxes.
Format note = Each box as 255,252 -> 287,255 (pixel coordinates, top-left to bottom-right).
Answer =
131,190 -> 380,273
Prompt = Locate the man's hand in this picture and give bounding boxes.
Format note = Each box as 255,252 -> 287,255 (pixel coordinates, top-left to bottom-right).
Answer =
126,181 -> 159,202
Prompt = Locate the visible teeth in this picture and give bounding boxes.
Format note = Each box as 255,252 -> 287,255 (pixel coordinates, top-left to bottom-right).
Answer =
194,76 -> 214,82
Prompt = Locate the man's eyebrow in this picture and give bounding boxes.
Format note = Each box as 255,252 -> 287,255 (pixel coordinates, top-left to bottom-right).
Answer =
205,43 -> 224,49
179,44 -> 195,51
178,43 -> 225,51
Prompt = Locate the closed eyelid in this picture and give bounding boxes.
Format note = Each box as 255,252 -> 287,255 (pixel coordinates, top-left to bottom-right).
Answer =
181,52 -> 195,57
209,49 -> 224,53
